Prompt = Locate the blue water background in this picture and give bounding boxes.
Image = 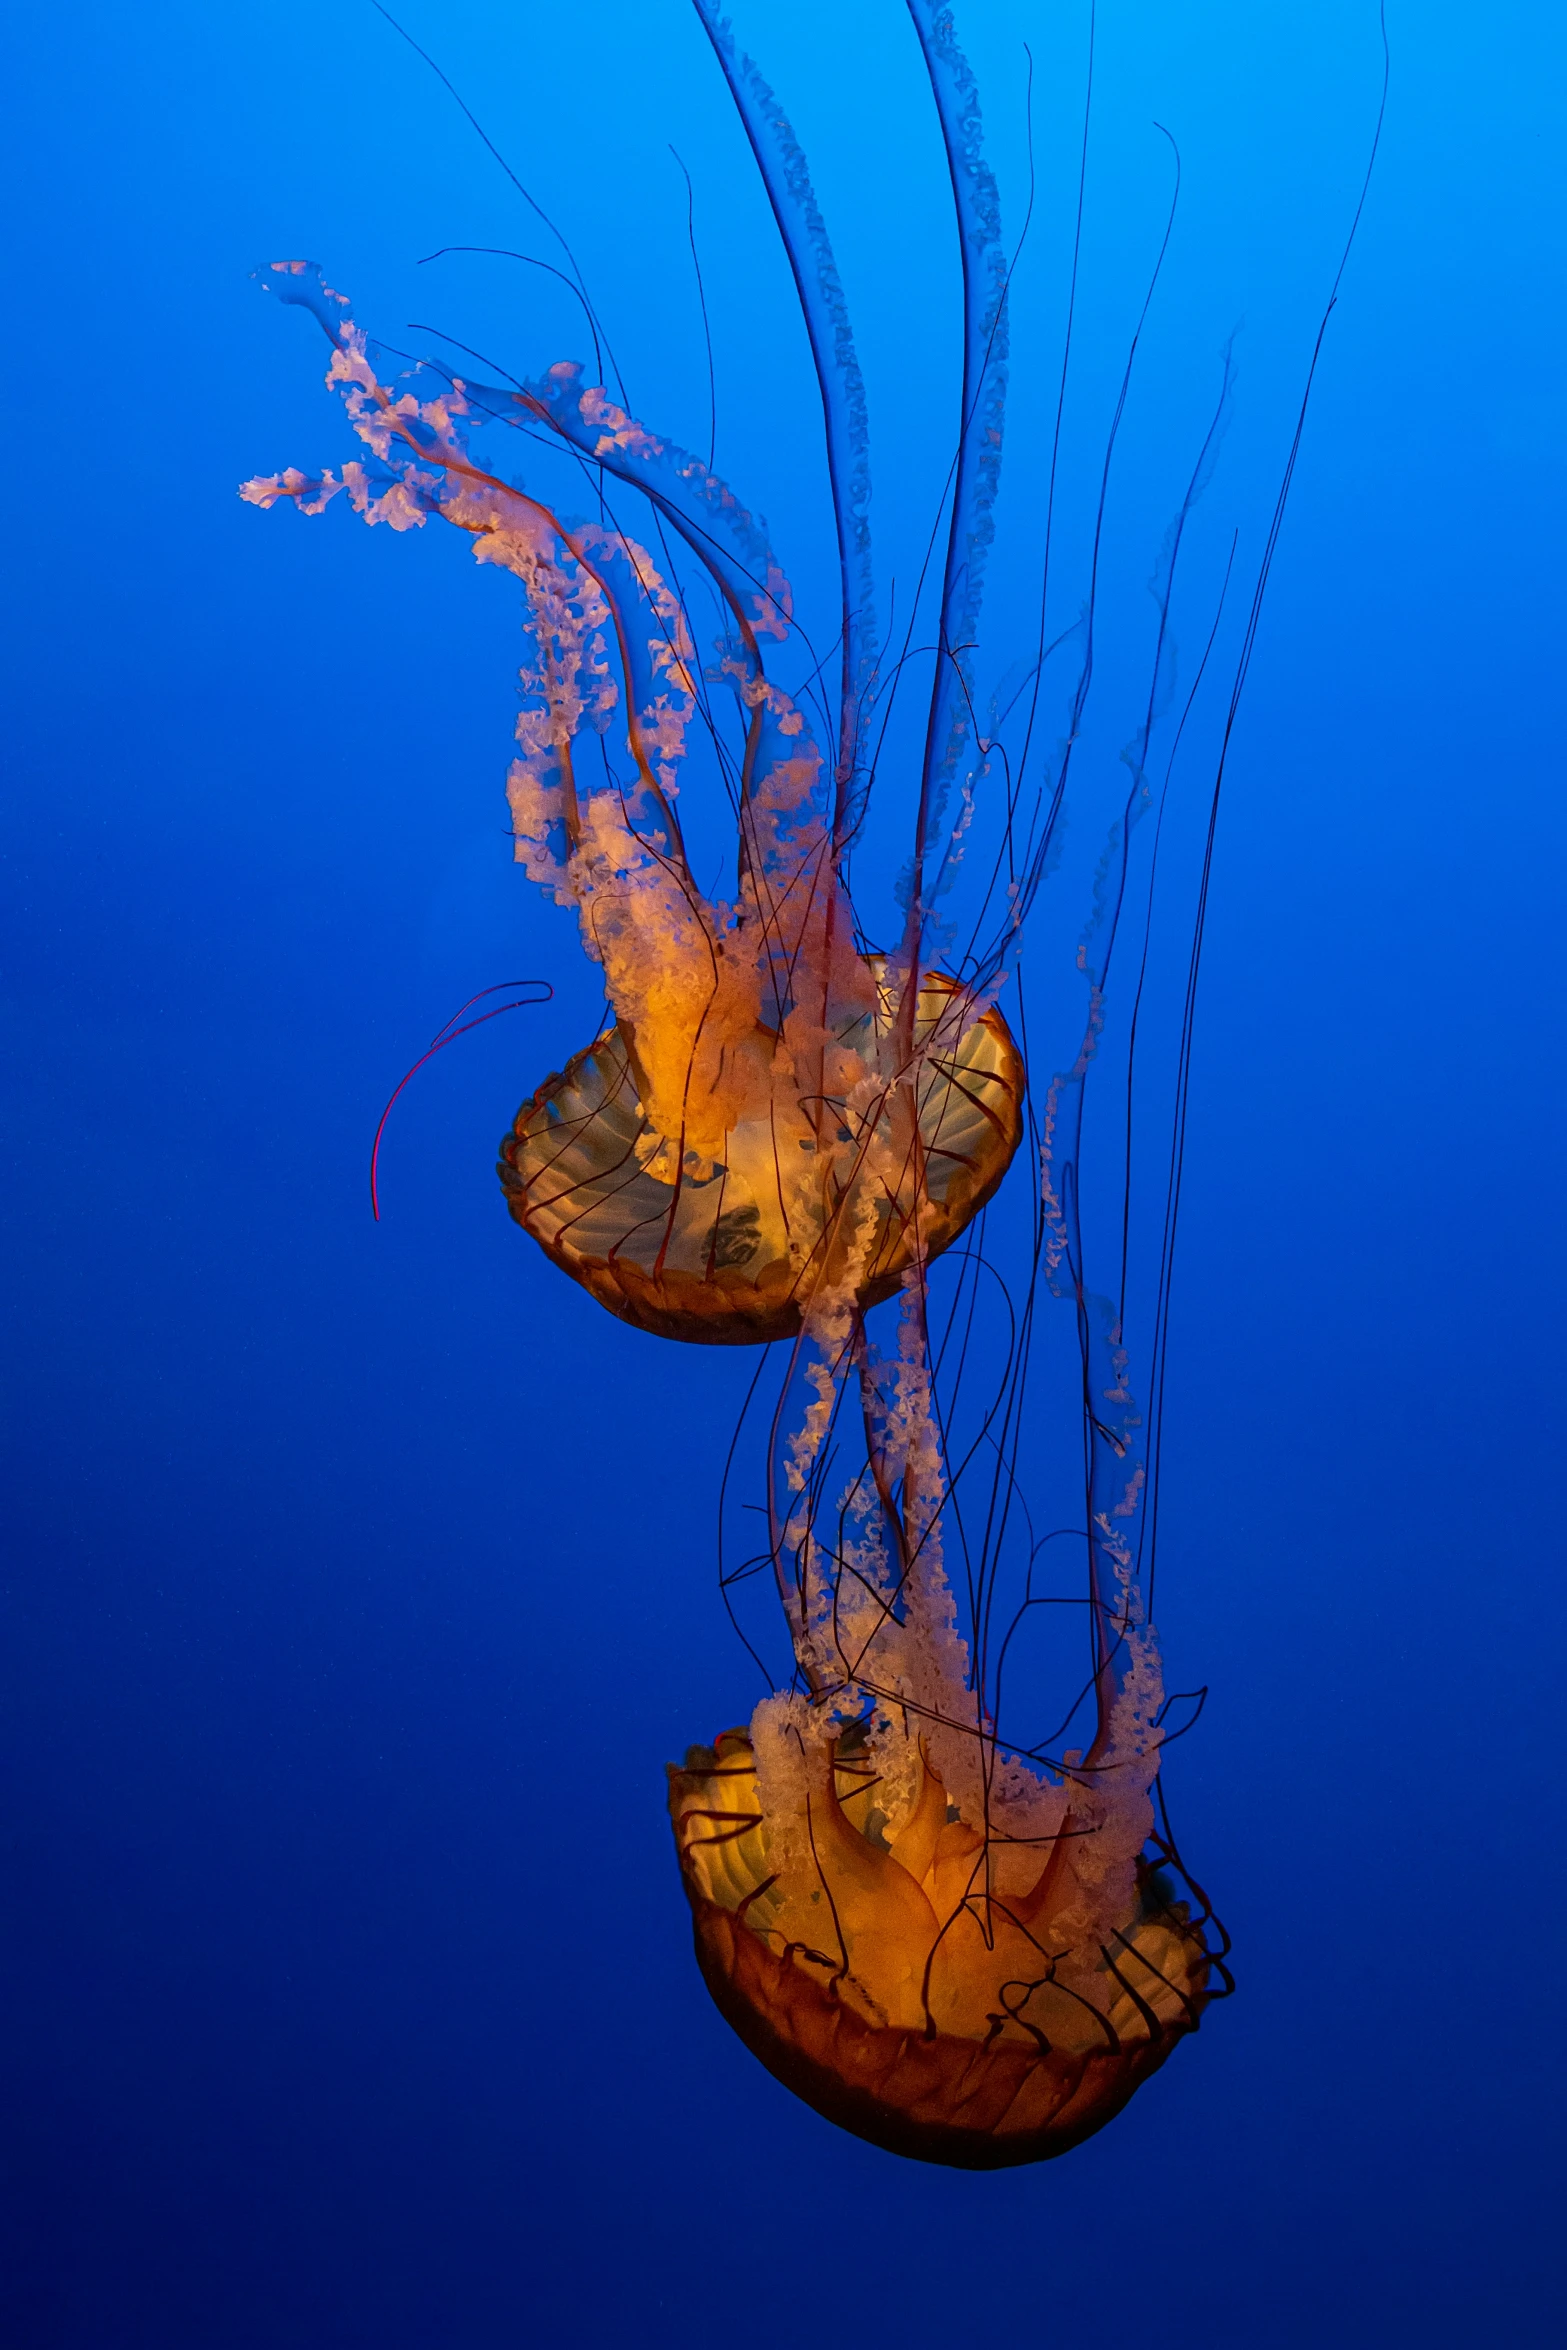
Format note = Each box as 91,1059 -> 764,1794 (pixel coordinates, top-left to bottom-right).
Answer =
4,2 -> 1563,2343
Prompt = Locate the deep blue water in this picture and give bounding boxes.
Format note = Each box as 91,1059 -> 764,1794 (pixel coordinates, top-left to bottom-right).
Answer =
4,3 -> 1563,2344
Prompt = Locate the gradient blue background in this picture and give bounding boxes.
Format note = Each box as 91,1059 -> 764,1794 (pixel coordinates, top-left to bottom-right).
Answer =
4,3 -> 1563,2343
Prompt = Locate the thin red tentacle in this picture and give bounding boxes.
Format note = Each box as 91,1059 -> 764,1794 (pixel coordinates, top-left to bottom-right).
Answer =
370,981 -> 553,1219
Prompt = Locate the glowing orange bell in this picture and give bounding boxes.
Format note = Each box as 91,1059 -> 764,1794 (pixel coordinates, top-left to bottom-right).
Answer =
670,1726 -> 1216,2168
499,969 -> 1022,1343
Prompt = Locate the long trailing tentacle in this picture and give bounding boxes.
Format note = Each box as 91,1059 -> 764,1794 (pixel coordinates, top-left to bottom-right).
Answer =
691,0 -> 878,853
901,0 -> 1009,985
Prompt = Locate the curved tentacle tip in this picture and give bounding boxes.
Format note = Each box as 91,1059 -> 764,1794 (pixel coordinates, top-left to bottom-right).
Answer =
252,259 -> 352,333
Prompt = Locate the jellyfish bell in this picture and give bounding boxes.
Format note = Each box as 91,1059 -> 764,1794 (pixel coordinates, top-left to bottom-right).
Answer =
499,964 -> 1022,1342
669,1724 -> 1214,2169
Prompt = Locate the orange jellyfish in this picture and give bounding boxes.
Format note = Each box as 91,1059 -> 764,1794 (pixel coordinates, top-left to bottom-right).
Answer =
669,1112 -> 1225,2169
242,60 -> 1023,1347
247,0 -> 1232,2167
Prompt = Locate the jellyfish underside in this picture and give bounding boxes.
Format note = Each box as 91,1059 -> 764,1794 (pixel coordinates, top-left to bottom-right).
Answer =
669,1726 -> 1211,2168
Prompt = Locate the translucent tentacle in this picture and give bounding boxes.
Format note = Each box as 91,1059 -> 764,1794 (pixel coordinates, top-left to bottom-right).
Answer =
1038,1007 -> 1164,1936
902,0 -> 1009,975
692,0 -> 878,850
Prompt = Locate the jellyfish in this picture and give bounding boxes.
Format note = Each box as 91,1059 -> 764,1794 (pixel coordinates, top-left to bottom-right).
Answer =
242,78 -> 1023,1347
246,0 -> 1246,2167
666,1281 -> 1222,2169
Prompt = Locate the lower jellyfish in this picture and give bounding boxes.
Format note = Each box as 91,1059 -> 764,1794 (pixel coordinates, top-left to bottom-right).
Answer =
669,1227 -> 1225,2170
235,0 -> 1385,2165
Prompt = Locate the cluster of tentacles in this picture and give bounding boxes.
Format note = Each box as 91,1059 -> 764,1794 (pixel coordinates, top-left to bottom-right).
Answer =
247,0 -> 1229,2168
